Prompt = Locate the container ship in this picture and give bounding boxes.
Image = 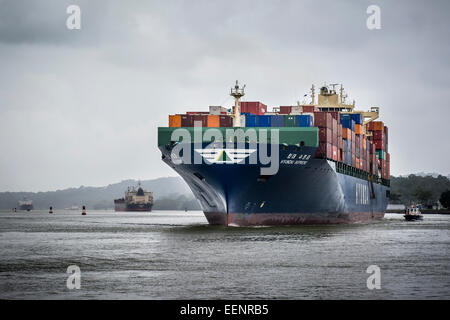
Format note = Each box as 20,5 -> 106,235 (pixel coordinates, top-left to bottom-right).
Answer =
18,199 -> 33,211
158,82 -> 390,226
114,183 -> 154,212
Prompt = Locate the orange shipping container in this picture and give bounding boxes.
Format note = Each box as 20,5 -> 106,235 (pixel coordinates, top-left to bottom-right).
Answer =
169,115 -> 181,127
355,124 -> 362,135
342,128 -> 352,140
369,121 -> 384,131
207,115 -> 220,127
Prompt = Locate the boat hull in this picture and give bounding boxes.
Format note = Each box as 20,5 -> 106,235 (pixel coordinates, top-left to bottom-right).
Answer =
114,201 -> 153,212
18,204 -> 33,211
159,142 -> 389,226
404,215 -> 423,221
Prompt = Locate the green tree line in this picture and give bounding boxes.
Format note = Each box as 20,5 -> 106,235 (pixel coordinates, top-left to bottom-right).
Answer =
390,174 -> 450,207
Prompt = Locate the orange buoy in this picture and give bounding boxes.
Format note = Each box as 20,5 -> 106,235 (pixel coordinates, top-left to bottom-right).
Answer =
49,206 -> 53,214
82,205 -> 86,215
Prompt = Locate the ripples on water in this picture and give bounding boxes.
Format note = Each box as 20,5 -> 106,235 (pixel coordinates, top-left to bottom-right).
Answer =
0,210 -> 449,299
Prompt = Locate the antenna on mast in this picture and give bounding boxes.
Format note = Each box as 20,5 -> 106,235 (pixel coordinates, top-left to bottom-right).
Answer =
230,80 -> 245,127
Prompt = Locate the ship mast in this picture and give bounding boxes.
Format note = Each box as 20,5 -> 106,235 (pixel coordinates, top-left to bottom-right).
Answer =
230,80 -> 245,127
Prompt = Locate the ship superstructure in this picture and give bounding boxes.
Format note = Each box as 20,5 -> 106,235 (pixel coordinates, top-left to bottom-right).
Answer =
158,82 -> 390,226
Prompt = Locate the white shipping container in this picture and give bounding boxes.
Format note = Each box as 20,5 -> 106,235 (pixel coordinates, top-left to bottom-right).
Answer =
240,114 -> 246,127
290,106 -> 303,114
209,106 -> 225,115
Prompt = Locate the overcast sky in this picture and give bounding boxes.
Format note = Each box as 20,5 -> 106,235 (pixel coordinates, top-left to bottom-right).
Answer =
0,0 -> 449,192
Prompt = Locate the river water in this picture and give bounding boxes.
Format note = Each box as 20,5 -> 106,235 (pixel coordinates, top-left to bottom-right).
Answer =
0,210 -> 448,299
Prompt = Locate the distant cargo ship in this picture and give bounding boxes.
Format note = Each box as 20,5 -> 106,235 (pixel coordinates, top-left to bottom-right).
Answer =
114,183 -> 154,212
158,81 -> 390,226
18,199 -> 33,211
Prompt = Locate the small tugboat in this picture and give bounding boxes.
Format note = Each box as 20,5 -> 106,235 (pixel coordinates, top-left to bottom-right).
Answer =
404,205 -> 423,221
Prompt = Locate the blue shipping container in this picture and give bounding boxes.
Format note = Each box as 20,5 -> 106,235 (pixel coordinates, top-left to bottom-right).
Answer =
297,115 -> 313,127
270,115 -> 284,127
341,118 -> 355,131
350,113 -> 363,125
245,114 -> 258,127
258,115 -> 271,127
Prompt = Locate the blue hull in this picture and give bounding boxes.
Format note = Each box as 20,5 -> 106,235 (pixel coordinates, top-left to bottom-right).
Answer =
159,143 -> 389,226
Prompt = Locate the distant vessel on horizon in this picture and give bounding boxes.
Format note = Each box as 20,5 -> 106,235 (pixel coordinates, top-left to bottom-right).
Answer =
18,198 -> 33,211
114,183 -> 153,212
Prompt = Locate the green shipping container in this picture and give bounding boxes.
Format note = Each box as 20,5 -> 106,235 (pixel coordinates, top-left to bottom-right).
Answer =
284,115 -> 297,127
157,127 -> 319,147
376,149 -> 385,159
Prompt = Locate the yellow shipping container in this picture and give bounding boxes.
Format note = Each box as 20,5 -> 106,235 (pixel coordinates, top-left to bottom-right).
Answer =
169,115 -> 181,127
207,115 -> 220,127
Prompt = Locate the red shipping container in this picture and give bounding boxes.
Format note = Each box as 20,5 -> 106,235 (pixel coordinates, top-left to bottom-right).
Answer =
329,111 -> 341,123
219,115 -> 233,127
338,124 -> 342,138
374,139 -> 385,150
332,118 -> 337,133
314,112 -> 333,128
319,127 -> 333,143
332,132 -> 338,146
373,130 -> 384,141
241,102 -> 267,115
384,126 -> 389,144
315,142 -> 332,159
181,114 -> 194,127
279,106 -> 292,114
187,111 -> 209,115
352,154 -> 356,167
193,115 -> 207,127
302,105 -> 319,113
368,121 -> 384,131
332,146 -> 338,161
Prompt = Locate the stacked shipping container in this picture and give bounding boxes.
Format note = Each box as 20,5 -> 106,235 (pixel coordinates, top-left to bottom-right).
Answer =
367,121 -> 390,179
167,102 -> 389,180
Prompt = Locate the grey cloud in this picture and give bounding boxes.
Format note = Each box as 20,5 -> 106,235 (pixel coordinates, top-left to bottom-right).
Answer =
0,0 -> 449,191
